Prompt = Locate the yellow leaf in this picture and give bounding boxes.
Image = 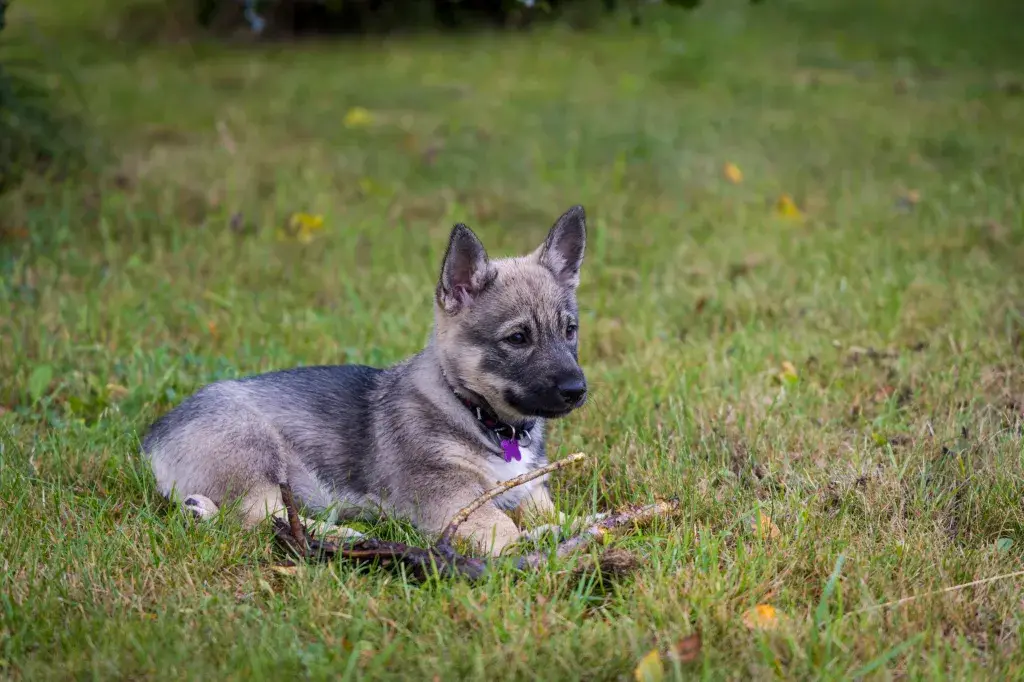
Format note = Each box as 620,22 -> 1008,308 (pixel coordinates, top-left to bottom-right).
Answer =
742,604 -> 780,630
777,360 -> 798,384
723,162 -> 743,184
290,212 -> 324,231
343,106 -> 373,128
105,383 -> 129,400
271,564 -> 300,577
749,511 -> 780,540
284,212 -> 325,244
634,648 -> 665,682
775,194 -> 803,219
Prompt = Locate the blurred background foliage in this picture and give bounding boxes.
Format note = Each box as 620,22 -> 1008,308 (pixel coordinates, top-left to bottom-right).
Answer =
0,0 -> 761,197
0,0 -> 86,194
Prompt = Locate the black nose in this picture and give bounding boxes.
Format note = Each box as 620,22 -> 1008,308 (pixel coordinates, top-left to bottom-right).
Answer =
557,378 -> 587,405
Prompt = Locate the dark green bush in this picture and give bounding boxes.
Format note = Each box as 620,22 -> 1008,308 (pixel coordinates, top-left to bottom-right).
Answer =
0,0 -> 83,193
194,0 -> 574,34
191,0 -> 741,36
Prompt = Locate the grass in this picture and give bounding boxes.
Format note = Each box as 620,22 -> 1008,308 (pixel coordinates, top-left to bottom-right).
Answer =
2,0 -> 1024,678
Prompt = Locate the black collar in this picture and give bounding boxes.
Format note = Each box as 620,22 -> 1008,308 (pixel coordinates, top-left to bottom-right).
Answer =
440,371 -> 535,448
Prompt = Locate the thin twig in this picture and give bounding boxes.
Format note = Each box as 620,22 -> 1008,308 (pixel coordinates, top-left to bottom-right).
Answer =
517,499 -> 679,570
437,452 -> 587,547
845,569 -> 1024,618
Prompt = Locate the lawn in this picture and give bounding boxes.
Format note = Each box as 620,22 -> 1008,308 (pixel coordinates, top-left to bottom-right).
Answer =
2,0 -> 1024,678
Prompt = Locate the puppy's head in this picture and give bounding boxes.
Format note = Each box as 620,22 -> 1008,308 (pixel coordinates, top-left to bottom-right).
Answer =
434,205 -> 588,422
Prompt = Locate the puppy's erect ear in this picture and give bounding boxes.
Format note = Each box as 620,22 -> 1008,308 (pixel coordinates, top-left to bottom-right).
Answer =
535,205 -> 587,289
437,223 -> 495,315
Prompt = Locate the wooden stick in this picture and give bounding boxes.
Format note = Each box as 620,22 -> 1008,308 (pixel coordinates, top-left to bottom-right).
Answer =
270,455 -> 681,584
437,452 -> 587,547
270,492 -> 679,582
279,481 -> 308,554
516,499 -> 679,570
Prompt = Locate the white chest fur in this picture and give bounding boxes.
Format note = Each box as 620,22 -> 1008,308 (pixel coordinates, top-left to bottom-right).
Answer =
489,445 -> 542,509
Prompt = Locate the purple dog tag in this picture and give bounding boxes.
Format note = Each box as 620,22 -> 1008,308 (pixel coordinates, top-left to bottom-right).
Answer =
501,438 -> 522,463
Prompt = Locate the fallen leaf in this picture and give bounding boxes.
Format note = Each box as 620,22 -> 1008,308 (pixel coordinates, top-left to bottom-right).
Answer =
669,631 -> 702,663
742,604 -> 780,630
293,212 -> 324,242
634,648 -> 665,682
723,162 -> 743,184
277,212 -> 325,244
873,385 -> 896,402
775,194 -> 802,220
749,511 -> 780,540
105,383 -> 129,401
775,361 -> 798,386
343,106 -> 373,128
271,564 -> 300,577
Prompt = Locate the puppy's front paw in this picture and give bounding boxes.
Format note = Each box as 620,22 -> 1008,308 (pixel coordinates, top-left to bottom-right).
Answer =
518,511 -> 611,544
456,514 -> 523,557
517,522 -> 564,544
320,525 -> 365,542
182,494 -> 219,521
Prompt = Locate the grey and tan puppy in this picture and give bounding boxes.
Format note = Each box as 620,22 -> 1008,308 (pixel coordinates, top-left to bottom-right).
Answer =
142,205 -> 588,555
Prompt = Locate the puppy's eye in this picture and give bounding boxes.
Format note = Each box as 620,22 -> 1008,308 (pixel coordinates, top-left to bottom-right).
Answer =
505,332 -> 528,346
566,323 -> 578,341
